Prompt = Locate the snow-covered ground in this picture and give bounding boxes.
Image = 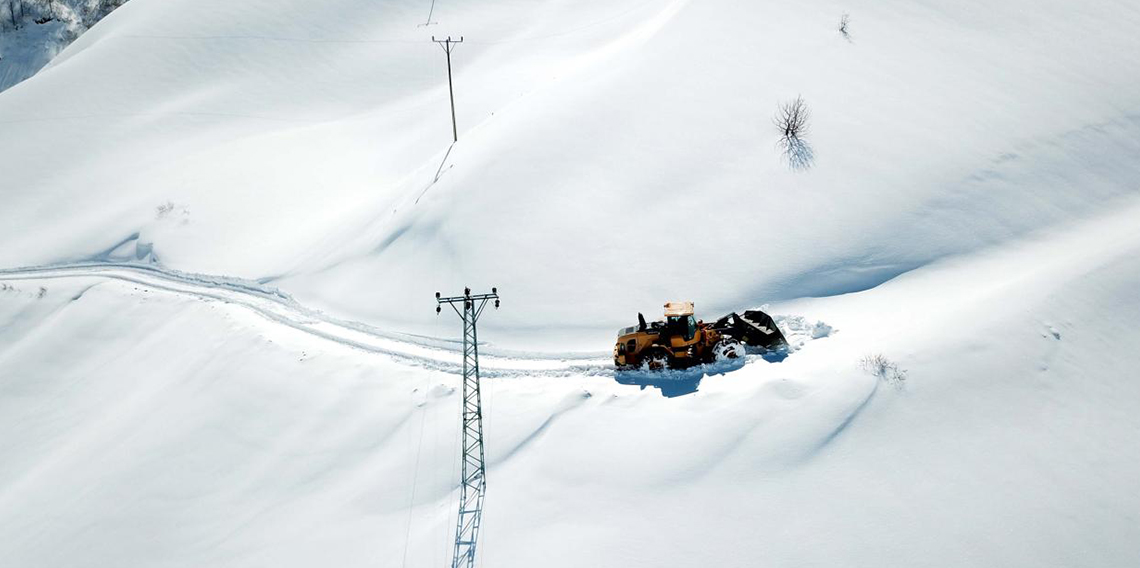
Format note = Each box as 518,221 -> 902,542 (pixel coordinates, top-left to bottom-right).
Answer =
2,0 -> 1139,566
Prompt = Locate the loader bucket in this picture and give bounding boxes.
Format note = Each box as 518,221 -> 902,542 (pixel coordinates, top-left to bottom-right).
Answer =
712,310 -> 787,350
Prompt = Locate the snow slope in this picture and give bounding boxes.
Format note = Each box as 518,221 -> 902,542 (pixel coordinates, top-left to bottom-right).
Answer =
1,0 -> 1139,345
2,0 -> 1140,566
2,194 -> 1138,567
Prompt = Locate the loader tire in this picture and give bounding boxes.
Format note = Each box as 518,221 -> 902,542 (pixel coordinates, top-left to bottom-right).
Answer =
714,338 -> 744,361
644,348 -> 670,371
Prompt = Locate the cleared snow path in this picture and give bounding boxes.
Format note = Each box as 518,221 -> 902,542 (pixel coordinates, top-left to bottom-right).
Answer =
0,262 -> 618,378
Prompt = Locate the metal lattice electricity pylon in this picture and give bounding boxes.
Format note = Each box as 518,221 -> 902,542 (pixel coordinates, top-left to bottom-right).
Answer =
436,287 -> 499,568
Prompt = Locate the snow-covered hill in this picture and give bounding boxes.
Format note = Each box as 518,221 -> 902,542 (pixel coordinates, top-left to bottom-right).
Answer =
1,0 -> 1139,566
1,0 -> 1137,345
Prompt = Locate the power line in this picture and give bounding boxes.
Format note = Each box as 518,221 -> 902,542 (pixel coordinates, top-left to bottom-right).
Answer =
418,0 -> 439,27
118,34 -> 423,44
115,1 -> 664,47
401,388 -> 430,568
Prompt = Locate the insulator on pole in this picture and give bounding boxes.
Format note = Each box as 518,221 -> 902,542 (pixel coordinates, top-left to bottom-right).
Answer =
494,299 -> 500,309
436,291 -> 441,299
437,305 -> 442,314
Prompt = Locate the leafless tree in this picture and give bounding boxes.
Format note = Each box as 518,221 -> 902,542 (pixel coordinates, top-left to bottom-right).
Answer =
838,13 -> 851,41
83,0 -> 127,27
776,95 -> 810,139
32,0 -> 53,24
6,0 -> 20,29
774,95 -> 814,170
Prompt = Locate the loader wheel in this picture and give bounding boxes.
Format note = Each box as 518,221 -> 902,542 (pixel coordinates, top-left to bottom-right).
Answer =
644,348 -> 670,371
714,339 -> 744,361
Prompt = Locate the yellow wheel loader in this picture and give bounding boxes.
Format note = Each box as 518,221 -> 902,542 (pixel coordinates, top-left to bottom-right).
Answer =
613,302 -> 786,371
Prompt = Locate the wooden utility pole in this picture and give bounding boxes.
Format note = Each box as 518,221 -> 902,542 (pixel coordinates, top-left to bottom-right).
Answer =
432,36 -> 463,142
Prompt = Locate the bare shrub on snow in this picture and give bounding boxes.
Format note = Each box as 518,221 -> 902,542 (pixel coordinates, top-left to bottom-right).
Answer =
1,283 -> 51,299
155,201 -> 175,219
838,13 -> 851,41
774,95 -> 814,171
776,95 -> 809,140
860,353 -> 907,387
156,201 -> 190,224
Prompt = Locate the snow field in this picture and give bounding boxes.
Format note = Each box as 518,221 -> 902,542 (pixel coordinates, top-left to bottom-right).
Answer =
3,0 -> 1140,565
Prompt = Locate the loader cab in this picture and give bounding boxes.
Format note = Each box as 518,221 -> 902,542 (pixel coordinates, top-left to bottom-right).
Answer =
667,315 -> 697,342
662,301 -> 698,344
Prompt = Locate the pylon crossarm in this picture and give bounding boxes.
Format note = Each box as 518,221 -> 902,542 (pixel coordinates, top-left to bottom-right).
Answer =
437,293 -> 497,304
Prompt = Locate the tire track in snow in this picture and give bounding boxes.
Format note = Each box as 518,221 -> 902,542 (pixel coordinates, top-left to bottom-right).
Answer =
0,262 -> 615,379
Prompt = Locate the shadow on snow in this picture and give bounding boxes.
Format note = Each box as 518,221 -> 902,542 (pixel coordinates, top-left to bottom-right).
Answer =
613,346 -> 790,398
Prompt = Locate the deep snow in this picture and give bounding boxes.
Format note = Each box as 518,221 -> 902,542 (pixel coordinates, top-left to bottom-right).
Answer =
2,204 -> 1138,567
2,0 -> 1140,566
1,0 -> 1138,347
